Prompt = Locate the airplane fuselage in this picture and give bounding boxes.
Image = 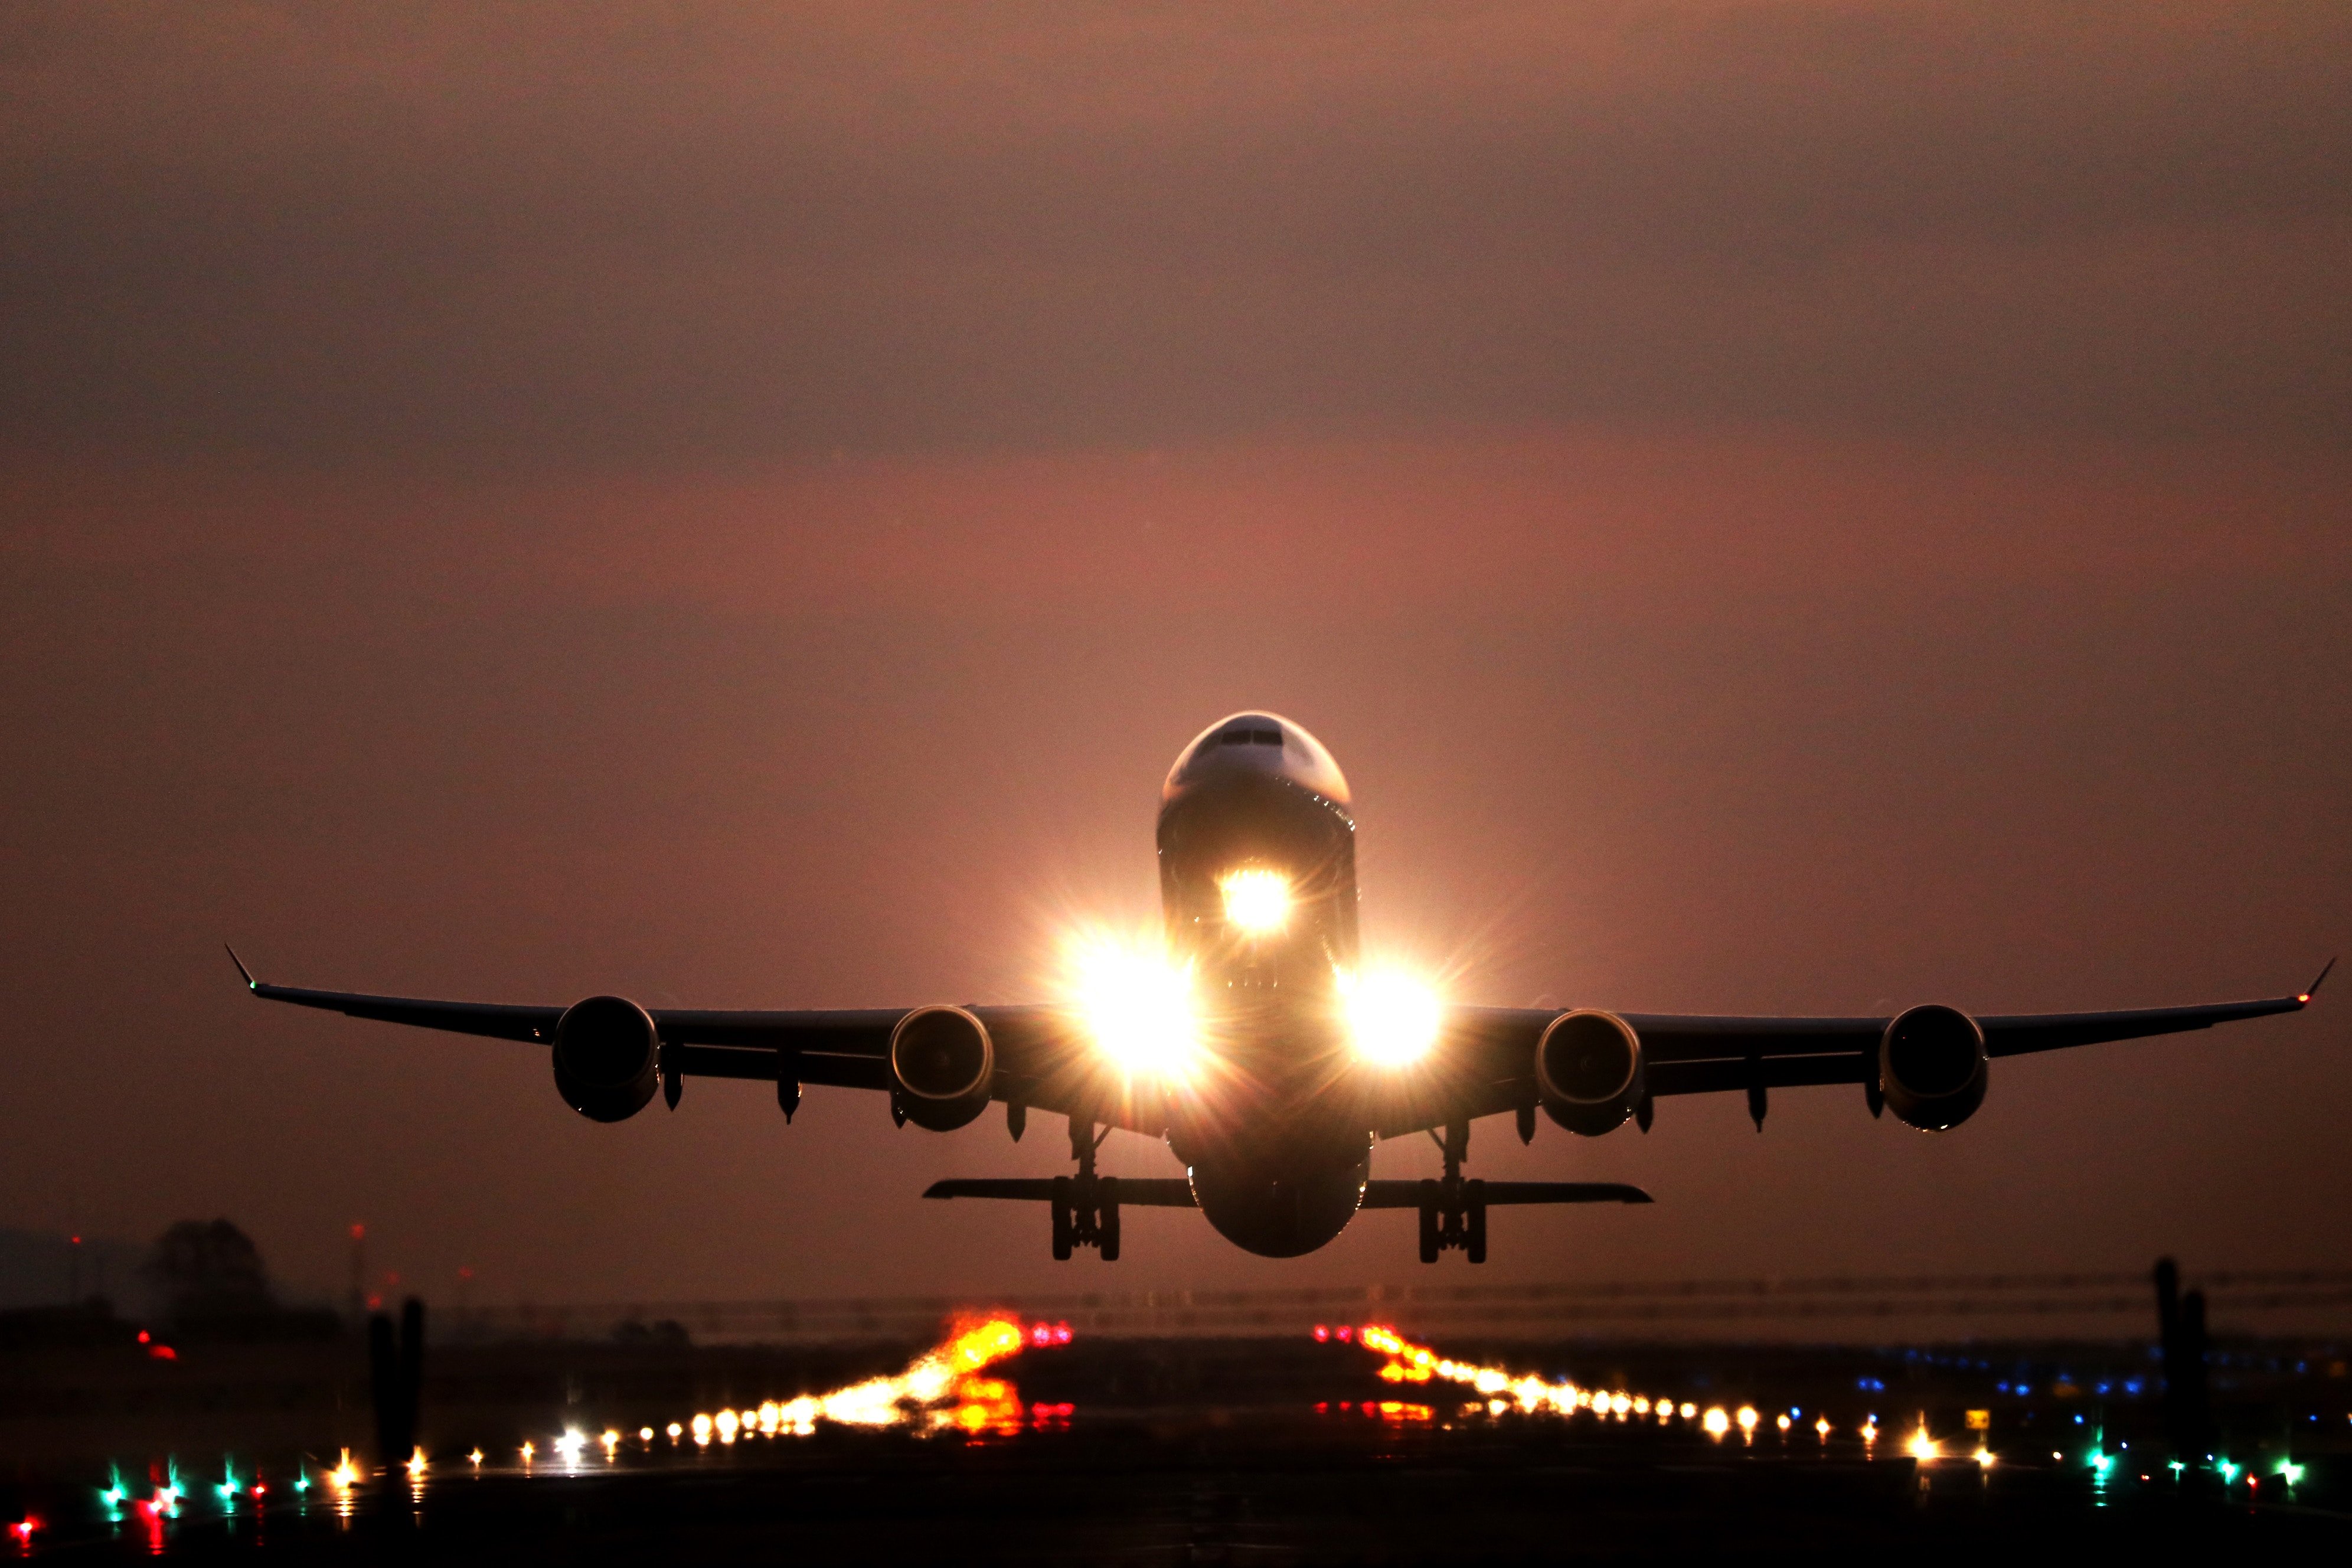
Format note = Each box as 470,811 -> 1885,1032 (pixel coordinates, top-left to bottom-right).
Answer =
1155,713 -> 1377,1255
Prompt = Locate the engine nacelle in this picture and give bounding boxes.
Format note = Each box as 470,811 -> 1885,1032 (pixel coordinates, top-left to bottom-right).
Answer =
888,1005 -> 994,1132
552,995 -> 660,1123
1535,1010 -> 1647,1136
1879,1003 -> 1987,1131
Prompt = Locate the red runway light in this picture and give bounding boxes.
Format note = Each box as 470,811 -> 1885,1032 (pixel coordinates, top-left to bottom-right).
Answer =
148,1344 -> 177,1360
136,1330 -> 149,1344
1313,1325 -> 1329,1342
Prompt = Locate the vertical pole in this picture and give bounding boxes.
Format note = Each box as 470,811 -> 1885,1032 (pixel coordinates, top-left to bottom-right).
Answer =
368,1312 -> 399,1468
2182,1289 -> 2211,1461
398,1298 -> 427,1466
348,1224 -> 367,1325
2154,1257 -> 2182,1458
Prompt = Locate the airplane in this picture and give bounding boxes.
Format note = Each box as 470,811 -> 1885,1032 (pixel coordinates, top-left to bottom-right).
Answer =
233,711 -> 2329,1263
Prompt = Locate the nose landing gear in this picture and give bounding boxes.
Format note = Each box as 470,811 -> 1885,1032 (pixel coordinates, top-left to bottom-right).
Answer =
1416,1120 -> 1487,1263
1052,1118 -> 1122,1261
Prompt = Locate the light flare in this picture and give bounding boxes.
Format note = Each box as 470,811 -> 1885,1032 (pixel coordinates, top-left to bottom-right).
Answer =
1339,969 -> 1443,1067
1218,868 -> 1292,936
1063,931 -> 1203,1082
1907,1418 -> 1940,1461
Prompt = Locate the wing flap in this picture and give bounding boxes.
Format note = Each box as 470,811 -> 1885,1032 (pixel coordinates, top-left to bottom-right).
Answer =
1357,1180 -> 1651,1208
923,1177 -> 1199,1207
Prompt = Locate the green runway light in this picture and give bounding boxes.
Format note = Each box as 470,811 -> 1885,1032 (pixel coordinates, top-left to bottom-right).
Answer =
2217,1459 -> 2240,1482
2278,1461 -> 2305,1486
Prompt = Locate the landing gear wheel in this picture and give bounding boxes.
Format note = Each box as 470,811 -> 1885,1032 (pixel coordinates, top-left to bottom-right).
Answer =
1417,1178 -> 1441,1264
1098,1176 -> 1122,1262
1050,1175 -> 1073,1260
1465,1179 -> 1488,1265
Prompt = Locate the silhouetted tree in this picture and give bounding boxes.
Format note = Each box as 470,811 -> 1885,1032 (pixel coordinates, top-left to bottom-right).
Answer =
143,1219 -> 272,1319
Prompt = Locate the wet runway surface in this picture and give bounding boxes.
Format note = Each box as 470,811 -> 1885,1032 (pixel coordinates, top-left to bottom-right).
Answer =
11,1414 -> 2348,1566
8,1323 -> 2348,1563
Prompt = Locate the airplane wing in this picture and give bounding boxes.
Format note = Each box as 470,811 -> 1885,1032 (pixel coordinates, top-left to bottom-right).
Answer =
235,949 -> 2325,1140
923,1178 -> 1652,1208
230,952 -> 1115,1121
1381,963 -> 2328,1138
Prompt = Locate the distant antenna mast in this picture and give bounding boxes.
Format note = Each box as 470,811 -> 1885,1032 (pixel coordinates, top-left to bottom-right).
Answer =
348,1223 -> 367,1322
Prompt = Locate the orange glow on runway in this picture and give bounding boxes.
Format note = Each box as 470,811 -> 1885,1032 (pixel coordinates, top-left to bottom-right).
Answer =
670,1314 -> 1041,1445
1357,1325 -> 1684,1422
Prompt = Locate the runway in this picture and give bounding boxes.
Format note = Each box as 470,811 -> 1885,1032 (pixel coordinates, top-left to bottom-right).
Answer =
6,1316 -> 2348,1564
11,1410 -> 2346,1565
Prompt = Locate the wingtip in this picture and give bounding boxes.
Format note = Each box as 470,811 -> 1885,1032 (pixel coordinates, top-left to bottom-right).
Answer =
2301,956 -> 2335,1005
224,944 -> 255,988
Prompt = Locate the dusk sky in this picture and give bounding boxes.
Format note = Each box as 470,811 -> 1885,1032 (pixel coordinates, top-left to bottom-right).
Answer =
3,3 -> 2347,1311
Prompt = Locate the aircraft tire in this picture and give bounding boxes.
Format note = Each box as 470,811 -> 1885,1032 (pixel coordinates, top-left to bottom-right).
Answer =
1417,1178 -> 1441,1263
1099,1177 -> 1121,1261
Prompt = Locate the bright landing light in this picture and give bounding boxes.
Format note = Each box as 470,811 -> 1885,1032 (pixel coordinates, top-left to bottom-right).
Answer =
1340,970 -> 1443,1067
1219,868 -> 1292,936
1066,933 -> 1202,1082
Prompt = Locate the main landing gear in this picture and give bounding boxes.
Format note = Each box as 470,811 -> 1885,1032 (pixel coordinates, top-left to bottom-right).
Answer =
1417,1119 -> 1486,1264
1051,1117 -> 1121,1262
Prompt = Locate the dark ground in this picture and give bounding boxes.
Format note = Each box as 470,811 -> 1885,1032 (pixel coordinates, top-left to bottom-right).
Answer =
4,1332 -> 2347,1562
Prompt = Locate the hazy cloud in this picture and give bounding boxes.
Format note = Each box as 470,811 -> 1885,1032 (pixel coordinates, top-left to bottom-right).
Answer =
5,1 -> 2347,469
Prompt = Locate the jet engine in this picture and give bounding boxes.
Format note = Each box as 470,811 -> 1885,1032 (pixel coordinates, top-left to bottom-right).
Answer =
1535,1010 -> 1646,1135
552,995 -> 660,1122
888,1005 -> 995,1132
1879,1004 -> 1987,1131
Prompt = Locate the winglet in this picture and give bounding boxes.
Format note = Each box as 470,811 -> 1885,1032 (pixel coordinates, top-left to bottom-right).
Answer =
224,945 -> 256,989
2300,956 -> 2335,1005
